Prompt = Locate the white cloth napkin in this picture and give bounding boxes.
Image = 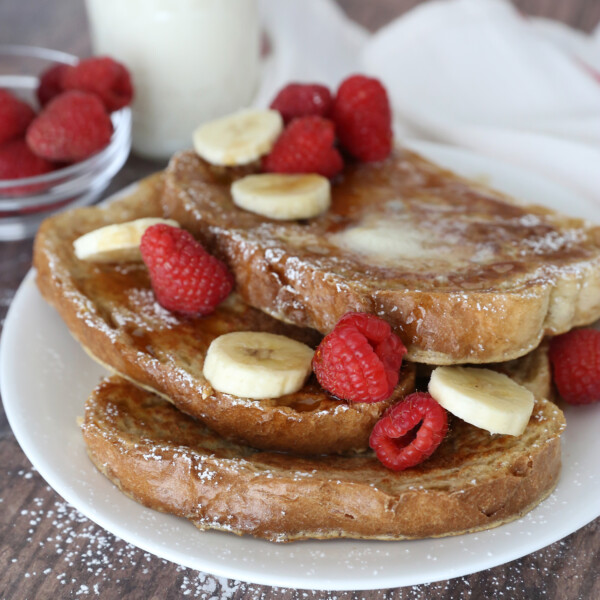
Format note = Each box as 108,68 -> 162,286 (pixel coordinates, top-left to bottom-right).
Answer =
256,0 -> 368,107
258,0 -> 600,202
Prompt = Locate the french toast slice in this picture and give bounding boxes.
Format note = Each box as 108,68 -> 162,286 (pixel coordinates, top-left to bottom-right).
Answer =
81,344 -> 565,542
162,149 -> 600,365
33,174 -> 415,455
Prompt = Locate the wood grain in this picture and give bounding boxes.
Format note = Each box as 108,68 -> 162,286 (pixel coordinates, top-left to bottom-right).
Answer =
340,0 -> 600,32
1,1 -> 599,598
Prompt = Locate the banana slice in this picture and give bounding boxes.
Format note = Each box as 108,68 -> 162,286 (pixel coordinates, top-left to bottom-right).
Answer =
73,218 -> 179,262
231,173 -> 331,220
428,366 -> 534,436
193,109 -> 283,166
203,331 -> 314,399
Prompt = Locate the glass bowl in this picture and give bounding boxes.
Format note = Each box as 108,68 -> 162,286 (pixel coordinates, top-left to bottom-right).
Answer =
0,45 -> 132,240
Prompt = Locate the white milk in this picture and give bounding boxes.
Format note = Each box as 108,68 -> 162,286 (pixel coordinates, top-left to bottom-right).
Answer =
85,0 -> 260,159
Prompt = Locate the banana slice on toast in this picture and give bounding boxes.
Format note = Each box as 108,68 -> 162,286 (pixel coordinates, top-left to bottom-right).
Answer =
231,173 -> 331,220
429,366 -> 534,436
203,331 -> 314,399
74,217 -> 179,262
193,109 -> 283,166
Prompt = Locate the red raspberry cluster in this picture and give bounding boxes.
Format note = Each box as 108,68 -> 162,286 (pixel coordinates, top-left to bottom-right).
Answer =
0,139 -> 54,195
262,116 -> 343,179
264,74 -> 393,178
312,312 -> 406,404
270,83 -> 332,125
140,224 -> 234,316
369,392 -> 449,471
0,56 -> 133,193
312,312 -> 450,471
549,328 -> 600,405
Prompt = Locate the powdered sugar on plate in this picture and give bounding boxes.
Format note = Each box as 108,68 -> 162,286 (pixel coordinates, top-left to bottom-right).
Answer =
4,466 -> 593,598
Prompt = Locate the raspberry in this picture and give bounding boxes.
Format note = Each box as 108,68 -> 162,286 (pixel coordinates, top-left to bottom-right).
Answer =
262,116 -> 343,178
332,74 -> 392,162
62,56 -> 133,112
369,392 -> 448,471
0,90 -> 36,145
312,312 -> 407,403
37,63 -> 71,106
270,83 -> 333,124
0,139 -> 55,195
549,328 -> 600,404
26,91 -> 113,162
140,224 -> 234,316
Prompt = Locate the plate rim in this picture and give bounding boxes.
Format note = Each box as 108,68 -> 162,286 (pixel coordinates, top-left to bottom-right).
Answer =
2,141 -> 600,591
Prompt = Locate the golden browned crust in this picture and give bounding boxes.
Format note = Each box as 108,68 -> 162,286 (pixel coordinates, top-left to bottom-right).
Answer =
33,174 -> 415,455
162,149 -> 600,364
81,363 -> 565,542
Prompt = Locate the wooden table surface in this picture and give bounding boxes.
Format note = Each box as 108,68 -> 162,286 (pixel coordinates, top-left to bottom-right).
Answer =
1,1 -> 599,598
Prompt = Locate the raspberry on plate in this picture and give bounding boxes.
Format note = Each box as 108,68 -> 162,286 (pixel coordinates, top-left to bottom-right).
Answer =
262,116 -> 343,179
0,139 -> 55,195
369,392 -> 449,471
270,83 -> 333,124
26,90 -> 113,163
62,56 -> 133,112
140,224 -> 234,316
333,74 -> 392,163
312,312 -> 407,403
37,63 -> 71,107
0,90 -> 36,145
549,328 -> 600,404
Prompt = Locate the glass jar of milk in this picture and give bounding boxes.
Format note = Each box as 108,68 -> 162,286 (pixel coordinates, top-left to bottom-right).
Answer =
85,0 -> 260,160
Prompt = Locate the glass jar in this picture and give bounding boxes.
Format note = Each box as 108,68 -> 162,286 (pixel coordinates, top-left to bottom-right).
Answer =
85,0 -> 260,160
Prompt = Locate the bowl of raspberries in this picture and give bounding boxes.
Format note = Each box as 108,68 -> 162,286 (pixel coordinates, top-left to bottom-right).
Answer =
0,45 -> 133,240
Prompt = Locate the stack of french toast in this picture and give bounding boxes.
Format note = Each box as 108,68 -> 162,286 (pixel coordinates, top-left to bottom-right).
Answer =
33,77 -> 600,542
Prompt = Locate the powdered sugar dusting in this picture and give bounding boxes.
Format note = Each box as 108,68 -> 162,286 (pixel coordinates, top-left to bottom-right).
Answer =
4,465 -> 594,598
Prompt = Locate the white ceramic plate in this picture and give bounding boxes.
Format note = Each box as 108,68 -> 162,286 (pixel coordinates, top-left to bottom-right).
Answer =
2,142 -> 600,591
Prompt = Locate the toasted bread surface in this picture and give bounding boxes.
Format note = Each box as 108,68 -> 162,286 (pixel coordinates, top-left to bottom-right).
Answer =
33,174 -> 415,455
82,346 -> 564,542
162,149 -> 600,364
